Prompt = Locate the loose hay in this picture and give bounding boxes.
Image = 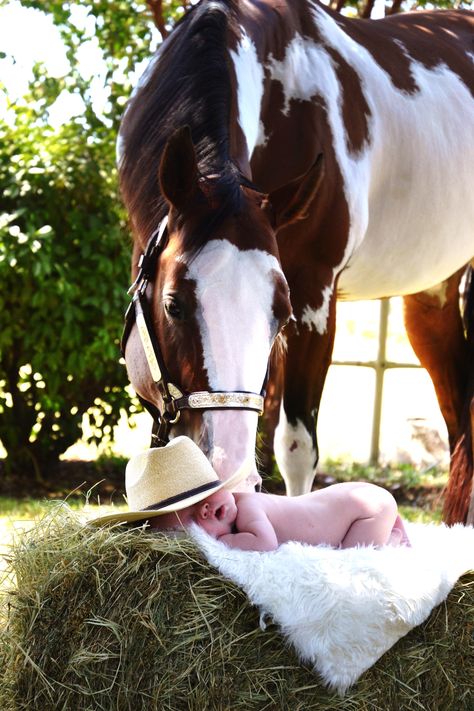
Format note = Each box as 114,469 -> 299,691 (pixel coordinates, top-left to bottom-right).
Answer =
0,508 -> 472,711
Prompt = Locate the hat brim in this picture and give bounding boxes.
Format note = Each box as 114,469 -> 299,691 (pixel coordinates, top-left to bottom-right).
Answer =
88,457 -> 253,527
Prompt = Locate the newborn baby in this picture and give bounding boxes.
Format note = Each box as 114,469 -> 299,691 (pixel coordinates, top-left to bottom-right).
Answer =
149,481 -> 410,551
90,437 -> 409,552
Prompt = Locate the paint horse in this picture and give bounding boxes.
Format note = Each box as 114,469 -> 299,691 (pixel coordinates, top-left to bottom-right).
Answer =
118,0 -> 474,523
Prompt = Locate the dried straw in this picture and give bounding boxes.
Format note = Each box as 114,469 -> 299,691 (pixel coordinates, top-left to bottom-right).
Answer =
0,506 -> 472,711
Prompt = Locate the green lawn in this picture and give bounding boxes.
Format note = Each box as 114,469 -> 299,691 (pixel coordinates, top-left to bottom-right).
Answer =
398,504 -> 441,523
319,458 -> 448,490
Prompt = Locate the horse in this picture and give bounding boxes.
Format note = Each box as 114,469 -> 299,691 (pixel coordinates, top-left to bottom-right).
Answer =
118,0 -> 474,523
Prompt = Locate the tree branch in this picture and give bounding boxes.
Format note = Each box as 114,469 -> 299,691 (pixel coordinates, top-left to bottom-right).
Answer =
361,0 -> 377,18
387,0 -> 404,15
146,0 -> 169,39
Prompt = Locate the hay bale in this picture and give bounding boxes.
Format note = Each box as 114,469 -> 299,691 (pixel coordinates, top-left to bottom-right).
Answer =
0,508 -> 472,711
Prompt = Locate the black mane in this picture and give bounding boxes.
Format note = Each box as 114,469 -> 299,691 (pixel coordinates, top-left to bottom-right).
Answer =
119,0 -> 243,245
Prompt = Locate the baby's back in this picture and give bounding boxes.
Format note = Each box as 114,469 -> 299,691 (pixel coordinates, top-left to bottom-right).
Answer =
231,482 -> 402,549
234,491 -> 330,546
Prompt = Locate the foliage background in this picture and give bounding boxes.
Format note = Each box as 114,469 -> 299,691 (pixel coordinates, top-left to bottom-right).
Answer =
0,0 -> 160,481
0,0 -> 470,486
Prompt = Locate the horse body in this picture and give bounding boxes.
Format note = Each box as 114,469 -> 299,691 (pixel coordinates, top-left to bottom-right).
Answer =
237,3 -> 474,300
119,0 -> 474,519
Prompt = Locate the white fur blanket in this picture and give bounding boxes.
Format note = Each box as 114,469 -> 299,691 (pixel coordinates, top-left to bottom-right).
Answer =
191,522 -> 474,694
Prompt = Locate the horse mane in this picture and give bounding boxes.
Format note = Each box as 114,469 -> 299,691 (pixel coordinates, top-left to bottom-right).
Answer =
119,0 -> 243,246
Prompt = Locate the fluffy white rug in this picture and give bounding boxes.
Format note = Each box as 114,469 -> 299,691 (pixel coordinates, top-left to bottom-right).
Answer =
190,522 -> 474,694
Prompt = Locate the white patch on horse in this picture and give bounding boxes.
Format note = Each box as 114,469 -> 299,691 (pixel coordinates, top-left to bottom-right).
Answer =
424,281 -> 449,308
266,35 -> 314,116
230,29 -> 265,155
266,31 -> 371,275
311,5 -> 474,300
274,407 -> 317,496
186,239 -> 284,485
256,119 -> 269,147
301,284 -> 334,334
187,240 -> 282,391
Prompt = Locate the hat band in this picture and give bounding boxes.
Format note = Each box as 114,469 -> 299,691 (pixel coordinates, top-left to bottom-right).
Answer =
141,480 -> 221,512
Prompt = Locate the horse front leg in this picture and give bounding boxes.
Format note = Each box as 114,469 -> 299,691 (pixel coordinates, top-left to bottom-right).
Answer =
273,292 -> 337,496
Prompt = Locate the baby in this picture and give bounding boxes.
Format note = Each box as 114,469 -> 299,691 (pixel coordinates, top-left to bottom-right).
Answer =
149,482 -> 410,551
90,437 -> 409,551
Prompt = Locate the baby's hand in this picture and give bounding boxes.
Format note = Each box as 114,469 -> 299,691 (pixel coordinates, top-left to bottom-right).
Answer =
217,527 -> 278,552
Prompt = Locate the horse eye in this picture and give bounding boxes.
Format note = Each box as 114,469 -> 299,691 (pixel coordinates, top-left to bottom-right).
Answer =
164,297 -> 185,320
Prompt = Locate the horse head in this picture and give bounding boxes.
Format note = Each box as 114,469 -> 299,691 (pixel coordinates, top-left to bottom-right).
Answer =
123,126 -> 294,487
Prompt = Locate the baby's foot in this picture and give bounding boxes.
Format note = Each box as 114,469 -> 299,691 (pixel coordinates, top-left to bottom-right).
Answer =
387,528 -> 402,546
391,515 -> 411,547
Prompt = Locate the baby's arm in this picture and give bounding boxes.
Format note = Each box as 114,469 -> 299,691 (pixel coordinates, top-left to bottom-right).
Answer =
217,500 -> 278,551
218,522 -> 278,551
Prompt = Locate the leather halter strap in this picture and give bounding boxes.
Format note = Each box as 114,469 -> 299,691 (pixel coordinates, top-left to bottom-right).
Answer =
121,215 -> 265,447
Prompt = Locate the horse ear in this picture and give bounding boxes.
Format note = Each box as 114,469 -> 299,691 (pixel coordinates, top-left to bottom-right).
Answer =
159,126 -> 199,211
275,153 -> 325,229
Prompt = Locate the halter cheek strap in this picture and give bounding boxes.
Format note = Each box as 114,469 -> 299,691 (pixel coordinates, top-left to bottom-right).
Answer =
121,216 -> 265,447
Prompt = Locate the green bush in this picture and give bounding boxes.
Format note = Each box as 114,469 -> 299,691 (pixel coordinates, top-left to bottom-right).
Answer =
0,109 -> 131,479
0,1 -> 159,483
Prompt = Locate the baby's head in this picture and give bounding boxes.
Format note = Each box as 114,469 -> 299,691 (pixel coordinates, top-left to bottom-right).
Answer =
148,488 -> 238,537
88,437 -> 249,532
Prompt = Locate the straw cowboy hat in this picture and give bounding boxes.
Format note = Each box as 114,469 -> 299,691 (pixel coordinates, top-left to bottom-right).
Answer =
89,436 -> 251,526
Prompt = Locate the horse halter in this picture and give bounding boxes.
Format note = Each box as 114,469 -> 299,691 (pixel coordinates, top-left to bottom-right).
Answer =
121,216 -> 265,447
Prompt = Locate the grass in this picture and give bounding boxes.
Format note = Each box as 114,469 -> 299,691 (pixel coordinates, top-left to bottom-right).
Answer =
260,455 -> 448,495
262,457 -> 445,523
0,496 -> 87,519
319,459 -> 448,490
0,496 -> 127,581
398,505 -> 442,524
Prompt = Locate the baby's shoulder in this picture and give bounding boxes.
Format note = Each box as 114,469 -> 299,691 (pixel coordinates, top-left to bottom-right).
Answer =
234,491 -> 280,515
234,491 -> 262,507
234,491 -> 275,504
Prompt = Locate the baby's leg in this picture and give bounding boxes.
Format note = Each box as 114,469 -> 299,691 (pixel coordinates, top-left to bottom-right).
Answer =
339,484 -> 399,549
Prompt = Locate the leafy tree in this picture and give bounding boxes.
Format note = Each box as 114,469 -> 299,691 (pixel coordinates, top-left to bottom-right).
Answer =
0,1 -> 160,482
0,98 -> 132,480
329,0 -> 471,19
145,0 -> 474,27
